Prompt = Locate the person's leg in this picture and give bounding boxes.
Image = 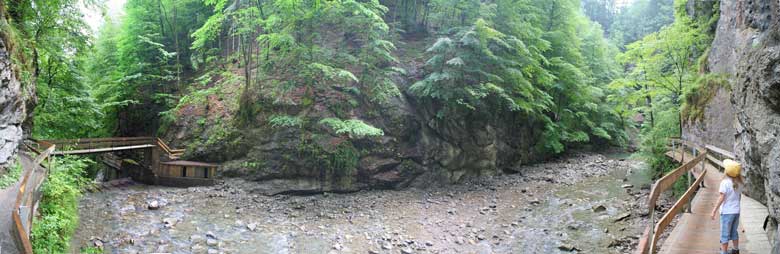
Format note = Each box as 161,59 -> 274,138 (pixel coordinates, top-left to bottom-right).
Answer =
720,214 -> 731,253
731,214 -> 740,252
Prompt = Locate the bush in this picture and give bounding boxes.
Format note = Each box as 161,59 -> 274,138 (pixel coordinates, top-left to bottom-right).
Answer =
31,156 -> 93,253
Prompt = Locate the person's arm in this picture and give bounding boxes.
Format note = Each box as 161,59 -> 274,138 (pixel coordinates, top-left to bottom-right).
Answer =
711,192 -> 725,220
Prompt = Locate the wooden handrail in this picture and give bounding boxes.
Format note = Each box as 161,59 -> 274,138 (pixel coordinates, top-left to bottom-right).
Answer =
42,136 -> 153,143
651,165 -> 707,250
705,145 -> 735,160
637,138 -> 709,254
11,137 -> 184,253
12,141 -> 55,254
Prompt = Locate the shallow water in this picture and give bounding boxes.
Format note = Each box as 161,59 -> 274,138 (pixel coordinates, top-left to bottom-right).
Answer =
71,153 -> 649,254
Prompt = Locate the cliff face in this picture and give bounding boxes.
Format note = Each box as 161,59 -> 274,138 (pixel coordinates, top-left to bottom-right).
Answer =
705,0 -> 780,250
0,9 -> 28,173
163,63 -> 547,194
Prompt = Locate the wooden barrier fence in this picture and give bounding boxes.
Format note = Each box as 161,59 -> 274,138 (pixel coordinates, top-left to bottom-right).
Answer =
636,138 -> 708,254
12,141 -> 55,254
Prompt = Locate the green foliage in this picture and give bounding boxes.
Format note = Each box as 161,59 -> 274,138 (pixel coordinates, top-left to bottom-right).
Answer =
410,0 -> 625,153
319,118 -> 384,138
609,0 -> 675,47
681,74 -> 729,123
0,158 -> 22,189
31,156 -> 93,253
609,0 -> 719,177
269,114 -> 304,128
80,246 -> 104,254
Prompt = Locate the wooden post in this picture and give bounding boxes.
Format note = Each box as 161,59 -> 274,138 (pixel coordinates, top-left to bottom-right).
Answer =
648,202 -> 656,254
151,144 -> 160,185
687,148 -> 696,213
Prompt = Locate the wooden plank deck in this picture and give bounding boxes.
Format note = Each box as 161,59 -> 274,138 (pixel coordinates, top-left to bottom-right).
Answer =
659,150 -> 771,254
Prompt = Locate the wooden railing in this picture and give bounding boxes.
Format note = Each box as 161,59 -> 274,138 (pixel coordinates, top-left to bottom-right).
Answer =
636,138 -> 708,254
12,141 -> 55,254
9,137 -> 185,253
156,138 -> 184,160
43,137 -> 155,155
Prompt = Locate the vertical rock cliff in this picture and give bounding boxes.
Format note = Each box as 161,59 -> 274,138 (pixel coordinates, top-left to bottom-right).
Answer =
0,7 -> 28,173
705,0 -> 780,250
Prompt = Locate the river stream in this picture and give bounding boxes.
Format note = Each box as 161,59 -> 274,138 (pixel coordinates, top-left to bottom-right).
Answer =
71,151 -> 652,254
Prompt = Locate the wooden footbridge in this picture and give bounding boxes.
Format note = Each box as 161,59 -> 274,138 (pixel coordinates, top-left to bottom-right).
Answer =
8,137 -> 217,254
635,138 -> 772,254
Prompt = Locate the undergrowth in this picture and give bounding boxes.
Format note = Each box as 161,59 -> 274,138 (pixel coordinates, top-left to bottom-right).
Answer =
31,156 -> 93,253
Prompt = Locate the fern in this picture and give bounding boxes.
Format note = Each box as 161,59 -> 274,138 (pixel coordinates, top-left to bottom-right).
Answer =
319,118 -> 384,138
269,114 -> 304,128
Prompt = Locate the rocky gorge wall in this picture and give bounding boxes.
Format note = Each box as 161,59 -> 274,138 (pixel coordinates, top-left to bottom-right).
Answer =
0,8 -> 28,174
164,71 -> 548,195
702,0 -> 780,251
681,86 -> 736,152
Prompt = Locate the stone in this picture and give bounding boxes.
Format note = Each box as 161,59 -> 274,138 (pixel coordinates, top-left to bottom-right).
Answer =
592,205 -> 607,213
208,249 -> 219,254
206,238 -> 218,247
613,213 -> 631,222
381,242 -> 393,250
557,244 -> 580,252
621,184 -> 633,189
247,222 -> 258,232
163,218 -> 178,228
147,200 -> 161,210
401,247 -> 413,254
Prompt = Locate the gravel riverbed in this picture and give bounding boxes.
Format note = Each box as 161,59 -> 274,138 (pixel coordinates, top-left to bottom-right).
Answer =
71,151 -> 655,254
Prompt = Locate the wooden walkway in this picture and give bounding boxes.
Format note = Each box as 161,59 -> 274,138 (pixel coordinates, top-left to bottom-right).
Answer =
659,150 -> 771,254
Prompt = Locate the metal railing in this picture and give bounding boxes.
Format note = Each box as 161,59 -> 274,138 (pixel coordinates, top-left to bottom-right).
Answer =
12,140 -> 55,254
636,138 -> 708,254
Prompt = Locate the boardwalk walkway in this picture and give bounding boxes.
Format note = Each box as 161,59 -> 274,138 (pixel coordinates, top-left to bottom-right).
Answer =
0,153 -> 43,254
659,150 -> 771,254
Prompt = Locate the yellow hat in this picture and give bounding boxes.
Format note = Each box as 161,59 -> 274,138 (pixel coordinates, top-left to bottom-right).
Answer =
723,159 -> 741,177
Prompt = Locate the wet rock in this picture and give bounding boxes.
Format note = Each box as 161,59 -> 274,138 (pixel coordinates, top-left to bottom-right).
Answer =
381,242 -> 393,250
621,184 -> 633,189
401,247 -> 414,254
558,244 -> 580,252
368,250 -> 380,254
208,249 -> 219,254
206,238 -> 218,247
592,205 -> 607,213
613,213 -> 631,222
206,231 -> 217,239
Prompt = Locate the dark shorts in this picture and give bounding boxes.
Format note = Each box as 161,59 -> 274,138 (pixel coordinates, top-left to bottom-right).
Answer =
720,213 -> 740,244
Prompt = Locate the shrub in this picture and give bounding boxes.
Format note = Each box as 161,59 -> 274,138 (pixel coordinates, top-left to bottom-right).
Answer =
31,156 -> 93,253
